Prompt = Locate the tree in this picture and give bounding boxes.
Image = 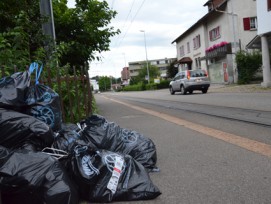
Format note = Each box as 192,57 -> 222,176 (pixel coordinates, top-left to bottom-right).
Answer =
98,76 -> 111,91
236,50 -> 262,84
52,0 -> 120,67
137,63 -> 160,83
0,0 -> 49,69
167,59 -> 178,78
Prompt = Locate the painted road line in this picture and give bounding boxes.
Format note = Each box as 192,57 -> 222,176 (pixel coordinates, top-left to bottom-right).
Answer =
104,96 -> 271,158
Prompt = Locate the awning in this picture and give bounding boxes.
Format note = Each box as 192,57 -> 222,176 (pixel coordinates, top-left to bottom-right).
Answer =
246,33 -> 271,49
246,35 -> 261,49
177,57 -> 192,64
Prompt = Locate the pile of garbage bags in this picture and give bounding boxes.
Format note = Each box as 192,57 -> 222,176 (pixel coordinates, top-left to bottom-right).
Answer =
0,63 -> 161,203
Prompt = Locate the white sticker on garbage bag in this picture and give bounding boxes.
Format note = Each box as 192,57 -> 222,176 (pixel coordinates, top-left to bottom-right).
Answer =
107,156 -> 124,194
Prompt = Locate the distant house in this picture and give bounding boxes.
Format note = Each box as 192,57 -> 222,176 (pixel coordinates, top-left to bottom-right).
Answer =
128,57 -> 177,80
121,67 -> 130,86
246,0 -> 271,87
172,0 -> 257,84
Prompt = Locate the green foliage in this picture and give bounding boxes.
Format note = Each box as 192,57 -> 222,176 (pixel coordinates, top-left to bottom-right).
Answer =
167,59 -> 178,78
0,1 -> 51,70
0,0 -> 118,122
129,76 -> 141,85
53,0 -> 120,66
236,50 -> 262,84
137,63 -> 160,83
122,83 -> 145,91
145,83 -> 157,90
122,79 -> 170,92
98,76 -> 111,91
156,79 -> 170,89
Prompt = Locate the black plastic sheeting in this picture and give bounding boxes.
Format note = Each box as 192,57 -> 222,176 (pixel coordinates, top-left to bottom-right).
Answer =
0,67 -> 161,203
80,114 -> 158,172
0,146 -> 79,204
0,71 -> 31,110
52,123 -> 84,153
0,108 -> 54,151
0,69 -> 62,131
24,84 -> 62,131
69,145 -> 161,202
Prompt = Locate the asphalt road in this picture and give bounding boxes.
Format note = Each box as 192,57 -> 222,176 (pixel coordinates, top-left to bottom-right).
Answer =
93,89 -> 271,204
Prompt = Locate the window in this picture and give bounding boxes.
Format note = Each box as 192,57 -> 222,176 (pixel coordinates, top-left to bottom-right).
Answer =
250,17 -> 257,29
243,17 -> 257,30
268,0 -> 271,11
179,45 -> 185,57
160,60 -> 165,64
209,26 -> 221,41
193,35 -> 201,49
187,42 -> 190,53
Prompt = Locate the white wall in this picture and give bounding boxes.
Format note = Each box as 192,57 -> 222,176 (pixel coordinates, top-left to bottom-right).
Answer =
176,25 -> 208,70
257,0 -> 271,35
232,0 -> 257,49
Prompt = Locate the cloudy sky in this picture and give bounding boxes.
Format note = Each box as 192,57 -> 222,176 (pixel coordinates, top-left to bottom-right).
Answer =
67,0 -> 208,78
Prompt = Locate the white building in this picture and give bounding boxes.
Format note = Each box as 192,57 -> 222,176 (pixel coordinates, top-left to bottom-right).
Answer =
172,0 -> 257,84
247,0 -> 271,87
128,58 -> 177,79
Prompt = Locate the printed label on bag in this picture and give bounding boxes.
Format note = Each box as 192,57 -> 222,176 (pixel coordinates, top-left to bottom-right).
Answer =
107,156 -> 124,194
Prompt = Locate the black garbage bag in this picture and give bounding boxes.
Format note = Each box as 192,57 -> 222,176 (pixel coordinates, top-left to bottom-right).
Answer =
0,71 -> 31,110
0,108 -> 54,151
80,114 -> 158,171
24,83 -> 62,132
52,123 -> 84,153
69,145 -> 161,202
0,146 -> 79,204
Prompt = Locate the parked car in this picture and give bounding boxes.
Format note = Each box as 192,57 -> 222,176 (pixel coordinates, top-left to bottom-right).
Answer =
169,69 -> 210,95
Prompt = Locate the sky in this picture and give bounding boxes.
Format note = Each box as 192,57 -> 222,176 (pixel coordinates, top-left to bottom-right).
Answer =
67,0 -> 208,78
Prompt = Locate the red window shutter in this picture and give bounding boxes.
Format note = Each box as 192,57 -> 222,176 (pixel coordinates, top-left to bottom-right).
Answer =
268,0 -> 271,11
243,18 -> 250,30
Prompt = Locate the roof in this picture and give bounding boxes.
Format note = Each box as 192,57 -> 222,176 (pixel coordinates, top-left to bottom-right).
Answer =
203,0 -> 212,6
171,0 -> 228,44
246,33 -> 271,49
177,57 -> 192,64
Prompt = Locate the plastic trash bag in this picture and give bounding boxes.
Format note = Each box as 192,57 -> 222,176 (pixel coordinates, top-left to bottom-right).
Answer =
80,114 -> 158,171
0,108 -> 54,151
0,62 -> 62,131
0,71 -> 31,110
52,123 -> 84,153
0,146 -> 79,204
24,83 -> 62,131
23,62 -> 62,131
69,145 -> 161,202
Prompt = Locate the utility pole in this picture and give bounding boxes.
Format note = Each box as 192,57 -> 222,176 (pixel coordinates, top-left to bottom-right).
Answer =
40,0 -> 56,44
140,30 -> 150,84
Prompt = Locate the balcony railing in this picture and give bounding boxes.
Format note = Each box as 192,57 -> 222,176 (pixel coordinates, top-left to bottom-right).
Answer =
206,43 -> 232,59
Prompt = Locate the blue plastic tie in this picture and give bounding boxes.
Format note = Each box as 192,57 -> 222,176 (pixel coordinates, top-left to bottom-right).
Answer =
28,62 -> 43,85
35,63 -> 43,85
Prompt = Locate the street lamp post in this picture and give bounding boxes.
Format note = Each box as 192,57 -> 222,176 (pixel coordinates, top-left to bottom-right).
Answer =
140,30 -> 150,84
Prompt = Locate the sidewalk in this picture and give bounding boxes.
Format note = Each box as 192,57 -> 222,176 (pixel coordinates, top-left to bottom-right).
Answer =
209,83 -> 271,93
